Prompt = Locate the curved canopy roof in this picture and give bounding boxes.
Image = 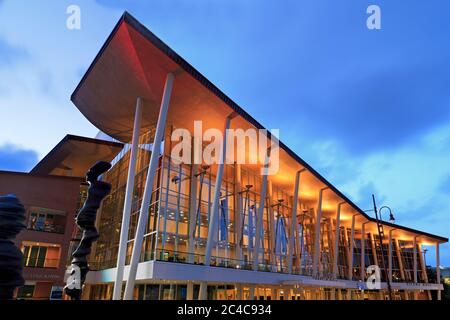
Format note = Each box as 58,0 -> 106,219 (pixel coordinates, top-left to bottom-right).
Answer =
71,12 -> 447,244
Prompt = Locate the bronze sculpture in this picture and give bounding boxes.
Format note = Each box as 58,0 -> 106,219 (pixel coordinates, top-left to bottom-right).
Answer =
64,161 -> 112,300
0,194 -> 26,300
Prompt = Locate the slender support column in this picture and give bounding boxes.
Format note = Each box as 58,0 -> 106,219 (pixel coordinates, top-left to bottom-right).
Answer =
332,202 -> 345,279
124,73 -> 174,300
418,245 -> 428,282
395,239 -> 406,281
187,282 -> 194,300
337,289 -> 342,300
187,163 -> 198,263
413,237 -> 418,284
204,115 -> 232,265
347,214 -> 357,280
249,285 -> 255,300
252,150 -> 270,271
234,163 -> 243,262
288,169 -> 305,273
413,236 -> 418,300
268,181 -> 276,269
436,242 -> 441,301
236,284 -> 242,300
388,229 -> 395,284
313,187 -> 328,277
113,97 -> 142,300
369,233 -> 379,267
361,222 -> 369,281
199,115 -> 233,300
418,244 -> 431,300
198,282 -> 207,300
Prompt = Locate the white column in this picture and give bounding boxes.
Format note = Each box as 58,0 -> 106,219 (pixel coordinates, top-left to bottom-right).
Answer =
187,282 -> 194,300
249,286 -> 255,300
204,115 -> 232,265
313,187 -> 328,277
347,214 -> 356,280
361,222 -> 369,281
288,169 -> 305,273
187,163 -> 198,263
234,163 -> 243,263
267,181 -> 276,269
113,97 -> 142,300
436,242 -> 441,301
199,115 -> 233,300
252,151 -> 270,271
123,73 -> 174,300
332,202 -> 345,278
413,236 -> 418,284
236,284 -> 243,300
388,229 -> 395,284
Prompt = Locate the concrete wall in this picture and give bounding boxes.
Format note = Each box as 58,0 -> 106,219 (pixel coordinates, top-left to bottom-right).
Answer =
0,171 -> 82,299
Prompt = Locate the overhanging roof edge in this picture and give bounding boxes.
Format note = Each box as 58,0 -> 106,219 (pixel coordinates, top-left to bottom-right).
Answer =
30,134 -> 124,176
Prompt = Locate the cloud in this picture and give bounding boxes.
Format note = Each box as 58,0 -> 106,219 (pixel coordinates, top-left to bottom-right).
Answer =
0,0 -> 122,158
0,143 -> 39,172
0,37 -> 28,66
305,122 -> 450,264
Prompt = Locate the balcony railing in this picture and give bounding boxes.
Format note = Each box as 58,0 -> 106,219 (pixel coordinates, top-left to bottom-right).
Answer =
87,252 -> 433,284
27,224 -> 65,234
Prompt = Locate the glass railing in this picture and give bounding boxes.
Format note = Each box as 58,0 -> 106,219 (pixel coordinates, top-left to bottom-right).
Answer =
87,252 -> 432,284
153,249 -> 312,275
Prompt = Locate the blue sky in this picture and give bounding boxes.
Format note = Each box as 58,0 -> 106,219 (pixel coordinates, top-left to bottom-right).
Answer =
0,0 -> 449,265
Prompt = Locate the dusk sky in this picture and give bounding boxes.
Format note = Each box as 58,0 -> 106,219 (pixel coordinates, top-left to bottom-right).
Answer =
0,0 -> 449,265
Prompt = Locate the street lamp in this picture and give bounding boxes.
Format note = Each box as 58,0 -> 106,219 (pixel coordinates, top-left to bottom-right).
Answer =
378,206 -> 395,223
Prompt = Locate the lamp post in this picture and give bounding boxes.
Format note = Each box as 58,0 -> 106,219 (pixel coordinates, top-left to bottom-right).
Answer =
423,248 -> 428,267
378,205 -> 395,223
364,195 -> 396,300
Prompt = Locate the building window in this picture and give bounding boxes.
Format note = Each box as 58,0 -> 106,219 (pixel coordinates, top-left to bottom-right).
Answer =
22,242 -> 60,268
27,207 -> 66,234
17,285 -> 35,299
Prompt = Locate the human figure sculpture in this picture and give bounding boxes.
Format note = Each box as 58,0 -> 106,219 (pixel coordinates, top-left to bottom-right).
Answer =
0,194 -> 26,300
64,161 -> 112,300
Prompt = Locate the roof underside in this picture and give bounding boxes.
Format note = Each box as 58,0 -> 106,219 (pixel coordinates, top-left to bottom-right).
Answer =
31,135 -> 123,178
70,12 -> 447,243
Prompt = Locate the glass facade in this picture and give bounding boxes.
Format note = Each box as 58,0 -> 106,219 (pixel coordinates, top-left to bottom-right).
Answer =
85,129 -> 434,300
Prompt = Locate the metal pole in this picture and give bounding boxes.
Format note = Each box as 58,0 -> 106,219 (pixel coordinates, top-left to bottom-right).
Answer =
123,73 -> 174,300
288,169 -> 305,274
252,149 -> 270,271
199,115 -> 233,300
113,97 -> 142,300
348,214 -> 357,280
313,187 -> 328,277
204,115 -> 232,265
436,242 -> 441,301
372,194 -> 392,300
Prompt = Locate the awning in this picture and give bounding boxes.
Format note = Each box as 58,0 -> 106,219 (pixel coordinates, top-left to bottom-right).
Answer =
30,134 -> 123,178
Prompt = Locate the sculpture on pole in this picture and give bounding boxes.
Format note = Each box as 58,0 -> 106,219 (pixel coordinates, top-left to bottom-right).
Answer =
0,194 -> 26,300
64,161 -> 112,300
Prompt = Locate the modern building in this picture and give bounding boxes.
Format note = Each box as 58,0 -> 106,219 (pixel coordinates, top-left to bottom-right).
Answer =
2,12 -> 447,300
0,135 -> 122,299
65,12 -> 447,300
